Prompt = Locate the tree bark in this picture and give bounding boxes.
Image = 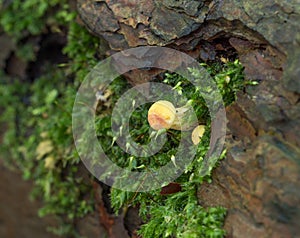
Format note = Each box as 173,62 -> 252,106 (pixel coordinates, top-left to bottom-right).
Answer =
77,0 -> 300,237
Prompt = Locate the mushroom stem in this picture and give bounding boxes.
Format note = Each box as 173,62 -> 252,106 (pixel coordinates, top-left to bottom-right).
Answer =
170,104 -> 198,131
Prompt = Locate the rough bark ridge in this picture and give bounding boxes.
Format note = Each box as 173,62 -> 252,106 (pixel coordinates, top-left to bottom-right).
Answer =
77,0 -> 300,237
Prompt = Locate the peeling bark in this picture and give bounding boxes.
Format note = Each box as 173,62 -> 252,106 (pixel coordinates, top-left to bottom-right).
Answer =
77,0 -> 300,237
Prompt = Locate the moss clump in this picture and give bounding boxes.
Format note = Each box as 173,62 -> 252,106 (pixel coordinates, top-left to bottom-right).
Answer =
0,1 -> 99,235
0,0 -> 251,236
96,61 -> 247,238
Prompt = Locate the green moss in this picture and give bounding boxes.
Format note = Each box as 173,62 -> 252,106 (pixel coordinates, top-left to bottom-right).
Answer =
96,61 -> 247,238
0,54 -> 246,237
0,66 -> 94,236
62,22 -> 100,83
0,0 -> 99,235
0,0 -> 71,39
0,0 -> 250,236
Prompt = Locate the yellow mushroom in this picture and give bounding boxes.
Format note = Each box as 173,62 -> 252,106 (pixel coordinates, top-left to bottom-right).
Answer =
148,100 -> 197,131
191,125 -> 205,145
148,101 -> 206,145
148,100 -> 176,130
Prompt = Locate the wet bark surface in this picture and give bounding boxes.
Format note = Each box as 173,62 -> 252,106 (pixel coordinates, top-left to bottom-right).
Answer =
1,0 -> 299,237
77,0 -> 300,237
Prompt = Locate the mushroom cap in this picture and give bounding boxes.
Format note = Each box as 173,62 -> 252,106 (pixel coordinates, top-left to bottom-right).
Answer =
148,100 -> 176,130
191,125 -> 205,145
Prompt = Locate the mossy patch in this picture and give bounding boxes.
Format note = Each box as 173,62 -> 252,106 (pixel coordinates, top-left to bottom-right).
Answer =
0,0 -> 253,236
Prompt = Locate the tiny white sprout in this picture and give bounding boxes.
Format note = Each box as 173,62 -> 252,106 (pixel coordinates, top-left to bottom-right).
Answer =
225,76 -> 231,84
119,125 -> 123,136
125,142 -> 130,152
149,130 -> 157,139
111,137 -> 117,147
155,128 -> 166,140
136,164 -> 146,169
171,155 -> 177,168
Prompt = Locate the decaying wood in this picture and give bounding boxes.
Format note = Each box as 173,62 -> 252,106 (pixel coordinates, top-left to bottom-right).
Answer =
92,181 -> 130,238
78,1 -> 300,237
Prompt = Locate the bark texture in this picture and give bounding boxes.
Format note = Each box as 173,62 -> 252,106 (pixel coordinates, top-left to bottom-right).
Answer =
77,0 -> 300,237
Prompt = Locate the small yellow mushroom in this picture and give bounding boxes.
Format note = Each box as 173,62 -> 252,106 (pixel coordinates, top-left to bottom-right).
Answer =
191,125 -> 205,145
148,101 -> 206,146
148,100 -> 176,130
148,100 -> 197,131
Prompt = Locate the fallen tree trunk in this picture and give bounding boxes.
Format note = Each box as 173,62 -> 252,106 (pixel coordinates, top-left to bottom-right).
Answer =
77,0 -> 300,237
